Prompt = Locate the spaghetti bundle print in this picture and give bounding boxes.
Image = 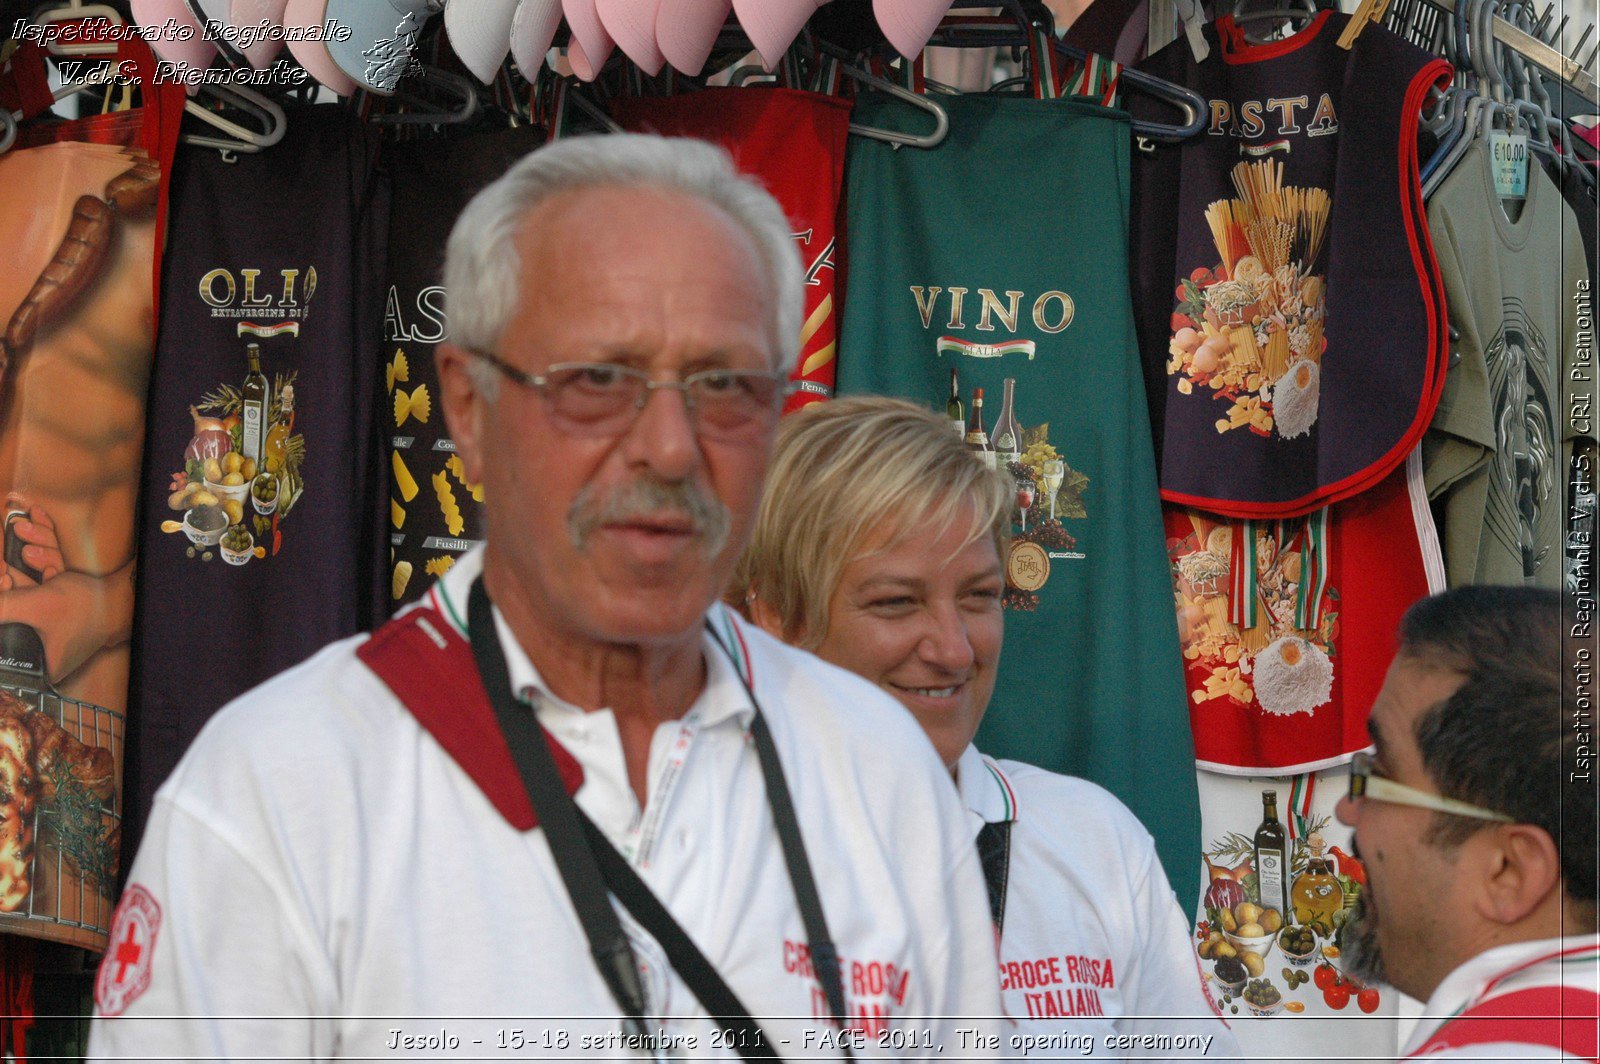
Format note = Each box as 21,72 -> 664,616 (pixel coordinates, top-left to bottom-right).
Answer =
1171,161 -> 1332,441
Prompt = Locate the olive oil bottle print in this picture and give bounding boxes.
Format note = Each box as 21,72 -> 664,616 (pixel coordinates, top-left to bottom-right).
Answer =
160,325 -> 307,569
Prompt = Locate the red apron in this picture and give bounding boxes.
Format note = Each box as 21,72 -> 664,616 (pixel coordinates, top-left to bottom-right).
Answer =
1167,456 -> 1437,774
612,88 -> 851,412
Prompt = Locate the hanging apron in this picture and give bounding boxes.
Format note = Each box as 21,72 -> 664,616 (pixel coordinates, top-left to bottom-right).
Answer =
0,39 -> 181,952
383,126 -> 549,611
1130,13 -> 1452,518
836,79 -> 1201,912
613,86 -> 852,413
1167,452 -> 1442,775
125,106 -> 390,862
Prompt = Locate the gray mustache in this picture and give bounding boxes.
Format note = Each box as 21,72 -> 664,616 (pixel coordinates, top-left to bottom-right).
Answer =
567,476 -> 732,557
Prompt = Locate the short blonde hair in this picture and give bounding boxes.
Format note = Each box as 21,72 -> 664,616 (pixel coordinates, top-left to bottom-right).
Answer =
733,396 -> 1012,648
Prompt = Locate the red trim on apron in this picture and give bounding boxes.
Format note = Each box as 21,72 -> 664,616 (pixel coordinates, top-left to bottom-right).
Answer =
1217,11 -> 1333,63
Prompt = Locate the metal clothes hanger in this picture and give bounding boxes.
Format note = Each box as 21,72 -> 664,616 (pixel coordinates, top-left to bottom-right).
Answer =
1501,1 -> 1564,169
7,10 -> 287,157
0,108 -> 16,154
1422,0 -> 1485,188
925,0 -> 1206,143
1424,91 -> 1493,195
1419,2 -> 1472,139
1422,87 -> 1472,173
1057,41 -> 1206,140
566,85 -> 624,133
1230,0 -> 1321,45
569,15 -> 949,150
812,40 -> 950,149
1384,0 -> 1596,196
368,66 -> 482,126
183,83 -> 289,154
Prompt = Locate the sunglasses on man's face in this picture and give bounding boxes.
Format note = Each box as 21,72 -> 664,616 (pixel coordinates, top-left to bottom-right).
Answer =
1346,752 -> 1513,823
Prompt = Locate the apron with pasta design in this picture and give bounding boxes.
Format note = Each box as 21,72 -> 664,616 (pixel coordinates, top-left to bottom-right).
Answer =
1130,13 -> 1451,518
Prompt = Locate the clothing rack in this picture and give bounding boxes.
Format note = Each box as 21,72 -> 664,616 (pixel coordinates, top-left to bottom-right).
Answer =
1387,0 -> 1598,104
1147,0 -> 1595,106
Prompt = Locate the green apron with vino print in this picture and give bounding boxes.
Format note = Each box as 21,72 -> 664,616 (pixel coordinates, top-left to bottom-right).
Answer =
837,89 -> 1200,911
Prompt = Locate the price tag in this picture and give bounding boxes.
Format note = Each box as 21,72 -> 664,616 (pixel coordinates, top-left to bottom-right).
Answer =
1488,131 -> 1529,199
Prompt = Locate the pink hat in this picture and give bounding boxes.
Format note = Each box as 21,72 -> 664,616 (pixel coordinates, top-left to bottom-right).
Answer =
510,0 -> 563,79
187,0 -> 284,67
130,0 -> 219,94
224,0 -> 290,68
873,0 -> 949,59
654,0 -> 729,75
185,0 -> 249,66
445,0 -> 519,83
596,0 -> 663,75
282,0 -> 357,95
731,0 -> 825,70
562,0 -> 615,80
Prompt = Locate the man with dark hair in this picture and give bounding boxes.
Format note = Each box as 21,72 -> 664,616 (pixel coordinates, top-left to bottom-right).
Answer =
1336,585 -> 1597,1060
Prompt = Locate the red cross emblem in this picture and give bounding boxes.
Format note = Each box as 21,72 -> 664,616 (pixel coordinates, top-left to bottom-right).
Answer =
112,921 -> 143,983
95,884 -> 161,1017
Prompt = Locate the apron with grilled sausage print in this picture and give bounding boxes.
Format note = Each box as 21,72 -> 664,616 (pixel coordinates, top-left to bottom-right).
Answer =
0,38 -> 181,951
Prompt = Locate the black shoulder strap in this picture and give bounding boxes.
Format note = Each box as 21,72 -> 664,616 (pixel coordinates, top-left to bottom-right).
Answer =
747,709 -> 852,1033
467,578 -> 777,1061
578,812 -> 777,1057
703,620 -> 854,1051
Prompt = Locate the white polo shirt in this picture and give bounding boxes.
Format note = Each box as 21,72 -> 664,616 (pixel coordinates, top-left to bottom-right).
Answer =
956,746 -> 1237,1060
1401,936 -> 1600,1061
89,549 -> 1002,1061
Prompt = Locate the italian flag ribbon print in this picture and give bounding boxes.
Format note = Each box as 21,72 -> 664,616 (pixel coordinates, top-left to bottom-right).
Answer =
1243,138 -> 1292,157
1229,518 -> 1261,629
1227,509 -> 1330,632
936,336 -> 1038,360
1288,773 -> 1316,842
1294,507 -> 1331,631
238,321 -> 300,338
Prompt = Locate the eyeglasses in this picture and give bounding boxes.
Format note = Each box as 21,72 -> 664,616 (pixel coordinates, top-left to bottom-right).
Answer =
469,349 -> 790,440
1346,752 -> 1513,823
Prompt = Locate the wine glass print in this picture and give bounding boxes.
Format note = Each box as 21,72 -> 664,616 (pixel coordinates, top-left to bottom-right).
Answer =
1042,459 -> 1065,521
1016,480 -> 1036,533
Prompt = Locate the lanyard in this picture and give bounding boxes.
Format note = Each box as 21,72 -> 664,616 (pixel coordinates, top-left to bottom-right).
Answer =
465,578 -> 854,1059
630,713 -> 701,868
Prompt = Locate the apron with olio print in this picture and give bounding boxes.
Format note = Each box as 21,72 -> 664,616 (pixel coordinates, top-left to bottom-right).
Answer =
836,59 -> 1200,913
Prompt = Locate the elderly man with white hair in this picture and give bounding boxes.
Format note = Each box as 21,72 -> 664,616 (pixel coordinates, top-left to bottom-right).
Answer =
88,134 -> 1001,1062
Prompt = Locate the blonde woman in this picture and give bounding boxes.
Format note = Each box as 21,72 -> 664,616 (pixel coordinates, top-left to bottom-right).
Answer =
736,397 -> 1237,1057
